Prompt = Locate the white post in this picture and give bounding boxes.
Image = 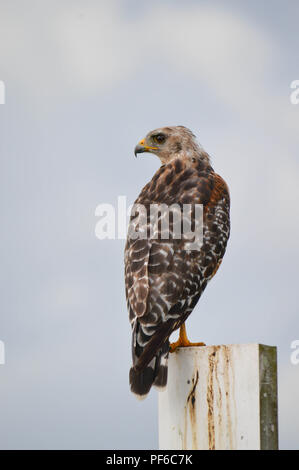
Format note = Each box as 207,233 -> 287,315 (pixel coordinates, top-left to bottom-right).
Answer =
159,344 -> 278,450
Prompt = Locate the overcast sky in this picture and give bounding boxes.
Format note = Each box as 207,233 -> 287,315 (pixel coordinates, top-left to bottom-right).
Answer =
0,0 -> 298,449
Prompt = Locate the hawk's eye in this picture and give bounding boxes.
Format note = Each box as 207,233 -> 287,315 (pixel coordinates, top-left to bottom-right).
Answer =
153,133 -> 166,144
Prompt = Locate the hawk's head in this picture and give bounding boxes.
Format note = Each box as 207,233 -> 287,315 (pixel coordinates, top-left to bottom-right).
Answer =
134,126 -> 208,165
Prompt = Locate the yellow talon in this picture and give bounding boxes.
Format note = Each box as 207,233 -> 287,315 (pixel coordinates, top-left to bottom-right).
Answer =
170,323 -> 206,353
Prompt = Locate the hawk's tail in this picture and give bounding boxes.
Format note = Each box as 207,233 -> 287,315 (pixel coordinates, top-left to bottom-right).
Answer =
129,343 -> 169,399
130,321 -> 171,399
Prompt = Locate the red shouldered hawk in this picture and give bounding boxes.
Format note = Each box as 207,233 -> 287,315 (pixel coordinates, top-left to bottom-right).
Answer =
125,126 -> 230,399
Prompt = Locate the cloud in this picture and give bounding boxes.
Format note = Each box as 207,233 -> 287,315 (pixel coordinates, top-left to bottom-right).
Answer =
0,2 -> 274,101
2,0 -> 296,146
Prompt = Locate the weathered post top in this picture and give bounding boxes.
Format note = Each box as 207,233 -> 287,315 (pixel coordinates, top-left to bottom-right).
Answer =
158,343 -> 278,450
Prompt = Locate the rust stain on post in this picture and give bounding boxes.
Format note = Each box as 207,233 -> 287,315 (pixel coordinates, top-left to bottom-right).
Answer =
184,370 -> 199,449
223,345 -> 235,449
214,348 -> 223,444
207,350 -> 216,450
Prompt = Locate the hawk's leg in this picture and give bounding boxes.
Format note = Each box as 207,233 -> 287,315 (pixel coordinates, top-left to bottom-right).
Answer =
169,323 -> 206,353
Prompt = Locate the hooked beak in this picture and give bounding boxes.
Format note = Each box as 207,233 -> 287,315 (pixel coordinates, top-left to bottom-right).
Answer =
134,138 -> 158,158
134,144 -> 147,157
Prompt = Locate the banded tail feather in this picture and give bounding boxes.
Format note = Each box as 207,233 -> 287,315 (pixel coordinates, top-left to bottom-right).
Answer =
129,320 -> 173,399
